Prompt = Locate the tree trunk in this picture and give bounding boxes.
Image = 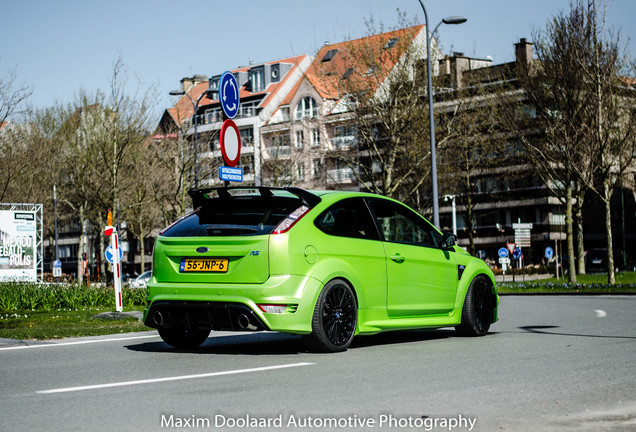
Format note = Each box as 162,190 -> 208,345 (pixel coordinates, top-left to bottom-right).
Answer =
566,184 -> 576,282
77,210 -> 88,284
139,234 -> 146,273
604,179 -> 615,284
575,189 -> 586,275
99,233 -> 106,282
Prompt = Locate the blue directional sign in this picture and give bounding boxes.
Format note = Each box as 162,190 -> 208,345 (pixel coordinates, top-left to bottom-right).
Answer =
512,247 -> 522,260
498,247 -> 509,258
219,71 -> 240,119
53,259 -> 62,269
219,166 -> 243,182
545,246 -> 554,259
105,245 -> 123,264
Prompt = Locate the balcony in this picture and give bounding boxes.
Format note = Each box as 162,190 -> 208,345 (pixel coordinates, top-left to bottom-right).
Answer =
265,146 -> 292,158
331,135 -> 357,149
327,168 -> 357,183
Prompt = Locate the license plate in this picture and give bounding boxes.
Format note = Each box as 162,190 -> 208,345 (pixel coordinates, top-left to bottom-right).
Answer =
180,258 -> 229,273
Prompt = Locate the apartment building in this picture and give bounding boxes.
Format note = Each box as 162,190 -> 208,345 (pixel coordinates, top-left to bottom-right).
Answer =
161,30 -> 635,267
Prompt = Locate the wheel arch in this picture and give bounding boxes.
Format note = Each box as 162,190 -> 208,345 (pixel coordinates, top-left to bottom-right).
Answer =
303,257 -> 369,309
455,261 -> 498,320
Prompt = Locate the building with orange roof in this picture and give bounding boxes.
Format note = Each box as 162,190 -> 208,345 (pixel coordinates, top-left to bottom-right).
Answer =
260,24 -> 437,190
155,55 -> 312,187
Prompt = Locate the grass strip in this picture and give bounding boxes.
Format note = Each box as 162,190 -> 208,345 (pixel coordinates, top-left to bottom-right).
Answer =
497,272 -> 636,294
0,307 -> 147,340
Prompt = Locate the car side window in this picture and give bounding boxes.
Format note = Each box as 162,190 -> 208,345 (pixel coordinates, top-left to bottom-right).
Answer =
314,198 -> 379,240
366,198 -> 440,248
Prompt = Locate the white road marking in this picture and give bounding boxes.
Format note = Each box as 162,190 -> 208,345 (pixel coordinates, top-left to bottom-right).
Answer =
594,309 -> 607,318
0,334 -> 160,351
37,362 -> 315,394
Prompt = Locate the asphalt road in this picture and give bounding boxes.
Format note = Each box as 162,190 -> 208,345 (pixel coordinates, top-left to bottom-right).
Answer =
1,295 -> 634,432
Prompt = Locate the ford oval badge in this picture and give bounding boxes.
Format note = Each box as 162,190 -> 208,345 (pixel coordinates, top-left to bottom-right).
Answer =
196,247 -> 209,253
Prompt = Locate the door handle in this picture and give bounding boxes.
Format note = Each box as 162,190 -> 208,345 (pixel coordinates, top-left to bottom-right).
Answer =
390,254 -> 405,263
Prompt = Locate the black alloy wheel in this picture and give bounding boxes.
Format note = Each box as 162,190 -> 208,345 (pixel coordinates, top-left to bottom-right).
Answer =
303,279 -> 357,352
455,275 -> 494,336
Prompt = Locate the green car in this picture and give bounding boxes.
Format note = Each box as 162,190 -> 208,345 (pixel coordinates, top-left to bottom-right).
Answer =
144,187 -> 498,352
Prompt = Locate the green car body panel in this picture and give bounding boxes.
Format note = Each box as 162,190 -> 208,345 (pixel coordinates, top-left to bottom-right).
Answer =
144,189 -> 498,347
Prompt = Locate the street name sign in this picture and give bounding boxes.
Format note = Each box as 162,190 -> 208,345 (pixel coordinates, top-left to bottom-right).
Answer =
219,166 -> 243,182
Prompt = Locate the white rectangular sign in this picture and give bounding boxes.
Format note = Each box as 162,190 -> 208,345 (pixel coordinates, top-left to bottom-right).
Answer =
0,210 -> 37,281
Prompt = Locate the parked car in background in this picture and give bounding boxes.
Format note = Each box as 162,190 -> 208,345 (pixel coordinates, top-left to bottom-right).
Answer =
585,248 -> 635,273
144,187 -> 499,352
130,271 -> 151,288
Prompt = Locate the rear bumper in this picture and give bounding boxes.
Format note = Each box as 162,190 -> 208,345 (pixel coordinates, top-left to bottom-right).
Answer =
143,274 -> 322,334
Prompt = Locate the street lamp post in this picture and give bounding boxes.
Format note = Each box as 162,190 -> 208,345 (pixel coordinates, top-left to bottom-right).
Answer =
444,194 -> 457,235
417,0 -> 466,228
170,80 -> 209,189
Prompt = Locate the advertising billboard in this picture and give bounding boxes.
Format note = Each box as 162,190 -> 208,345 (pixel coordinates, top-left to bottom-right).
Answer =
0,209 -> 37,281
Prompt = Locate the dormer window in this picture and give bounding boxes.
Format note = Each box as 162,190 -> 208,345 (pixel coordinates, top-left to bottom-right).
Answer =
248,66 -> 265,92
295,96 -> 318,120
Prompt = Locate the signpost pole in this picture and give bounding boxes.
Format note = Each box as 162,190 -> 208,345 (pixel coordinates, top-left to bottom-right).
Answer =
111,231 -> 123,312
105,213 -> 123,313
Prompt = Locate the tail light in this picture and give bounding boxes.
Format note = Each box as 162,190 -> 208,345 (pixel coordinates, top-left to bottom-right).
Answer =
272,206 -> 310,234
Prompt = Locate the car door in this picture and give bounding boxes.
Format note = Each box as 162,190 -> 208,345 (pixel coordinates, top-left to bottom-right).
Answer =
366,198 -> 458,317
312,197 -> 387,310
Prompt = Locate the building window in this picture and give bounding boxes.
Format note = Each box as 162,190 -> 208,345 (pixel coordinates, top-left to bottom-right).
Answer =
249,66 -> 265,92
322,49 -> 338,62
279,106 -> 290,122
295,96 -> 318,120
295,130 -> 304,148
312,159 -> 322,178
311,129 -> 320,147
240,128 -> 253,147
297,162 -> 305,181
384,37 -> 400,49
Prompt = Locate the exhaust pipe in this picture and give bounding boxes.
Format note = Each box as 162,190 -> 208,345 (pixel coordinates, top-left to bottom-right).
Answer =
237,314 -> 257,331
153,311 -> 164,327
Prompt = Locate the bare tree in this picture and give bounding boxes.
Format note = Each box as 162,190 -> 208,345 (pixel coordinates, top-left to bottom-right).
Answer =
0,65 -> 31,125
314,22 -> 431,208
437,81 -> 515,255
576,0 -> 636,284
0,66 -> 32,201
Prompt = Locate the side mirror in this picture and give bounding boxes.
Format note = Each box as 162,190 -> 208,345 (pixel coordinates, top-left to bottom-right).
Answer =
442,231 -> 457,249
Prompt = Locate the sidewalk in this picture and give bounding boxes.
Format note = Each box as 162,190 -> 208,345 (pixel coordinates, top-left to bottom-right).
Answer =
494,273 -> 553,283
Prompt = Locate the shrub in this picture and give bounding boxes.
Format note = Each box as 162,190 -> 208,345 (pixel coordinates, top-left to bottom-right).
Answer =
0,283 -> 146,312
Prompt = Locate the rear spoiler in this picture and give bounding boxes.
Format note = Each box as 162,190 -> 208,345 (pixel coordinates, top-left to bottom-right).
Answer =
187,186 -> 322,210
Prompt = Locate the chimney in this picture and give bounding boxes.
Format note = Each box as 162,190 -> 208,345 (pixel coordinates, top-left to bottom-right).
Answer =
450,53 -> 470,88
514,38 -> 533,66
180,74 -> 209,93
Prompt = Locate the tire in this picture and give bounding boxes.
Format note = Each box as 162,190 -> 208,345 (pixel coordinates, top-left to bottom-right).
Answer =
455,275 -> 495,336
303,279 -> 357,353
158,327 -> 210,349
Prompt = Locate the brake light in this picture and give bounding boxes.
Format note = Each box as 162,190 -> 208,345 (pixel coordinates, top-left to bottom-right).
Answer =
272,206 -> 310,234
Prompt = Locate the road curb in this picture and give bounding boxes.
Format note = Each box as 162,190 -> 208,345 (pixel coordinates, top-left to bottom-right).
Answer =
499,292 -> 636,296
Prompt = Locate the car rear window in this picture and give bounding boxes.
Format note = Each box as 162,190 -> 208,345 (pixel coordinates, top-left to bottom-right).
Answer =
161,196 -> 304,237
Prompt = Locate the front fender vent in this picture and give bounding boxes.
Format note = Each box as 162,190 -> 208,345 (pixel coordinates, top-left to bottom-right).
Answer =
458,265 -> 466,280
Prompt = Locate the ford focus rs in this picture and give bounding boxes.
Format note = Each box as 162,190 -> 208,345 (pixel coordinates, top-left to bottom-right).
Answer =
144,187 -> 498,352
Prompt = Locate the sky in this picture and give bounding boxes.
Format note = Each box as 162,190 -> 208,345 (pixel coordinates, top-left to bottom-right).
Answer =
1,0 -> 634,121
